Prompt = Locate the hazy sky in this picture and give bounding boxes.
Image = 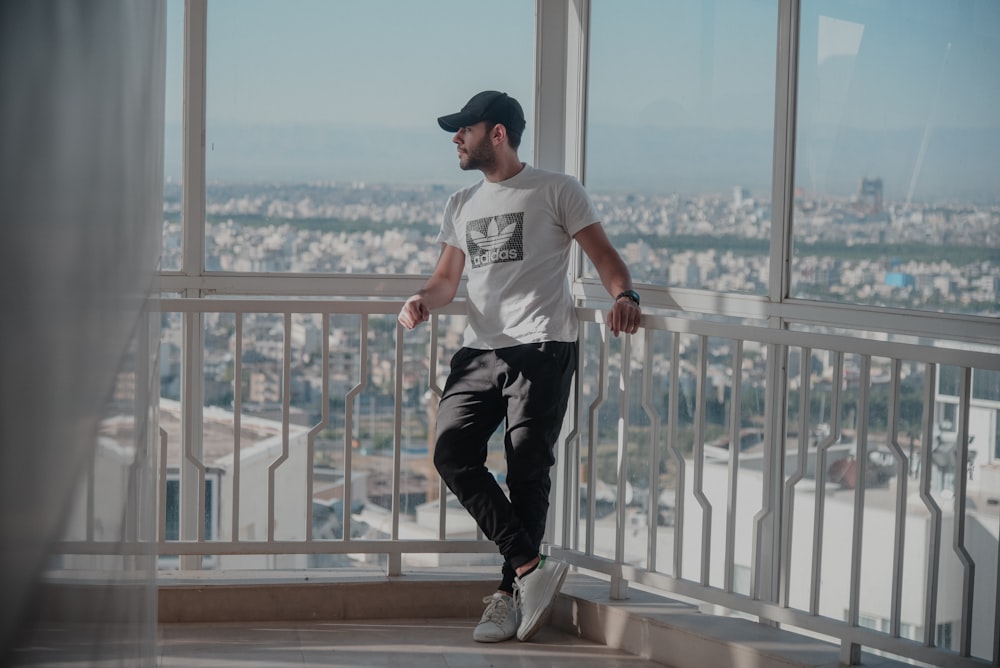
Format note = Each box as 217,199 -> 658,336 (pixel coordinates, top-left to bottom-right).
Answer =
166,0 -> 1000,128
166,0 -> 535,128
164,0 -> 999,199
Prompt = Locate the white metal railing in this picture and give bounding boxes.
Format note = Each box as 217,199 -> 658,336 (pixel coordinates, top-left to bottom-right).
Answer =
65,296 -> 999,667
560,309 -> 999,668
157,298 -> 497,576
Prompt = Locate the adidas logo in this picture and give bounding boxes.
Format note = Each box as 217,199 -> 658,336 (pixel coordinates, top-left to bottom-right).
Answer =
467,213 -> 524,268
471,248 -> 520,266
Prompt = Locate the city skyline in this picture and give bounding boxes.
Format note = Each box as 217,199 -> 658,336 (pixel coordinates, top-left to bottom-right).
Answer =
161,181 -> 1000,319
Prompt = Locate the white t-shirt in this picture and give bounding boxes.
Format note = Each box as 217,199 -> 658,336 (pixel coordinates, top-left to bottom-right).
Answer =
437,164 -> 599,349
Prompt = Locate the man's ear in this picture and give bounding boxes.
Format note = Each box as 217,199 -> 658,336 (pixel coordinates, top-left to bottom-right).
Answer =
492,123 -> 507,145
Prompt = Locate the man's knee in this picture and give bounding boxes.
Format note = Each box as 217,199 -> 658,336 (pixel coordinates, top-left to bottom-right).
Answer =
432,440 -> 452,479
432,428 -> 466,481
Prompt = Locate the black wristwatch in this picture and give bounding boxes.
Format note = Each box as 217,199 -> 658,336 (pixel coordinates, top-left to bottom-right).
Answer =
615,289 -> 640,306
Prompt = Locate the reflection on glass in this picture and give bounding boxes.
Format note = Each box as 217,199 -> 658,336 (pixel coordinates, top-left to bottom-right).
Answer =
586,0 -> 777,292
793,1 -> 1000,316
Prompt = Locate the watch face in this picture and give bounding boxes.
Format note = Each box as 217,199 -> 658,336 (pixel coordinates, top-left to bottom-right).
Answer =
617,290 -> 639,305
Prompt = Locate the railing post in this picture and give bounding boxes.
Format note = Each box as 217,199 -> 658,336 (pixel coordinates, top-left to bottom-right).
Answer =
387,553 -> 402,578
840,640 -> 862,666
179,306 -> 204,570
611,333 -> 632,601
753,341 -> 787,618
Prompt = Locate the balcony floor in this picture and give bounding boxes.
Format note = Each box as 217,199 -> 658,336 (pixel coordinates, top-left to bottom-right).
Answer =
157,618 -> 668,667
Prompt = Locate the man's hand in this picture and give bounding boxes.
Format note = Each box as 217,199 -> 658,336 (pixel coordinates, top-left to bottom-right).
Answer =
574,224 -> 640,337
608,298 -> 641,337
398,294 -> 430,329
399,245 -> 464,330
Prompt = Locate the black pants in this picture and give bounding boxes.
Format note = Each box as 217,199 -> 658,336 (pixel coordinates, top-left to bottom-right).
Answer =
433,341 -> 577,589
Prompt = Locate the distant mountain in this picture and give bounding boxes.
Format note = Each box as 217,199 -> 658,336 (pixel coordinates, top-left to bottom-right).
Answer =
586,123 -> 1000,201
165,121 -> 1000,202
165,122 -> 470,187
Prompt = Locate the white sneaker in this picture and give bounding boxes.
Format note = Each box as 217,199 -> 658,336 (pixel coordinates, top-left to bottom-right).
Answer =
513,556 -> 568,641
473,592 -> 519,643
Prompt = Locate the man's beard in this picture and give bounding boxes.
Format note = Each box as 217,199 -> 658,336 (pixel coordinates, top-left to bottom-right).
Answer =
459,133 -> 496,172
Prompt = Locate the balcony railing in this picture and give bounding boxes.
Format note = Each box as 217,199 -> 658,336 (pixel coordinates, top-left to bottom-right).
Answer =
66,296 -> 999,667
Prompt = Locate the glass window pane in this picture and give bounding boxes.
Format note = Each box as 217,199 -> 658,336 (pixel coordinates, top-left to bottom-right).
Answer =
165,479 -> 179,541
938,364 -> 960,397
204,0 -> 534,274
162,0 -> 183,272
585,0 -> 777,292
994,409 -> 1000,460
972,368 -> 1000,402
793,1 -> 1000,316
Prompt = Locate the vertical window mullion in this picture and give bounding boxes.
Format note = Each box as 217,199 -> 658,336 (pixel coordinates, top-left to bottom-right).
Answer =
768,0 -> 800,310
181,0 -> 207,283
536,0 -> 591,284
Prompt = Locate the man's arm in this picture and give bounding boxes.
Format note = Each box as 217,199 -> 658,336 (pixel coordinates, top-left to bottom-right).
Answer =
398,244 -> 465,329
574,223 -> 641,336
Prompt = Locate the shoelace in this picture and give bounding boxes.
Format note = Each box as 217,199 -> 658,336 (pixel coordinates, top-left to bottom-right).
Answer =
482,595 -> 513,625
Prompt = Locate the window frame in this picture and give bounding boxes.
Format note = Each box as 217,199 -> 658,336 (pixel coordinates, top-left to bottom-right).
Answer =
160,0 -> 1000,347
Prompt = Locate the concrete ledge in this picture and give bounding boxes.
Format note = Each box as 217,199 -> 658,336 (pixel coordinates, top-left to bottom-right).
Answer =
552,575 -> 910,668
158,572 -> 497,623
156,570 -> 913,668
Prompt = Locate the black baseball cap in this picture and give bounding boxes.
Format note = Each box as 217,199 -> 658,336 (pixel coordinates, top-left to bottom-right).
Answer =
437,91 -> 526,137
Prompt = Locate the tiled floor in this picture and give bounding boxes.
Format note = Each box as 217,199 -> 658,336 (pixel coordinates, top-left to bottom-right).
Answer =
157,618 -> 668,667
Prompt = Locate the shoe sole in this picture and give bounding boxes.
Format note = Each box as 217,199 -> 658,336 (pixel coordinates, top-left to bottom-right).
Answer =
473,631 -> 517,643
516,560 -> 569,642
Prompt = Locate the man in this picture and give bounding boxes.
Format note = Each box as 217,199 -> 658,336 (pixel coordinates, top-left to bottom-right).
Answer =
398,90 -> 641,643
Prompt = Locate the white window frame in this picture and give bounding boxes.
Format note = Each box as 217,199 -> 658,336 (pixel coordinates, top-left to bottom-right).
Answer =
161,0 -> 1000,348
